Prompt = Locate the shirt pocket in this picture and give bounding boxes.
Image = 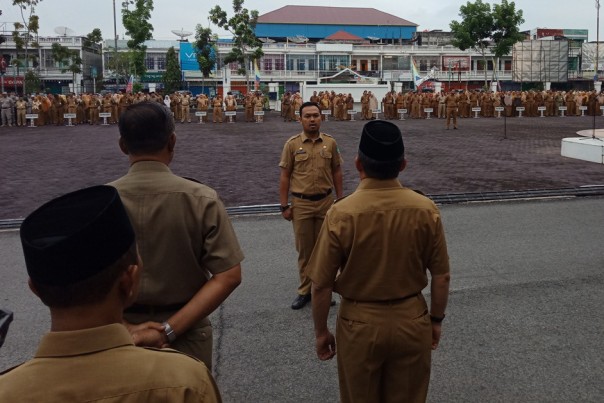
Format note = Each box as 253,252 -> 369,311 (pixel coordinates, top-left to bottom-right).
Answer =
294,152 -> 309,162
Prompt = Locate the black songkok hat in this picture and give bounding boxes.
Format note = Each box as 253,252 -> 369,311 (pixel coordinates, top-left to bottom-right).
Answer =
20,185 -> 135,286
359,120 -> 404,162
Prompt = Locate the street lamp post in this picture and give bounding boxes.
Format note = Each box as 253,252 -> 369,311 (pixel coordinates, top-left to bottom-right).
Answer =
596,0 -> 600,83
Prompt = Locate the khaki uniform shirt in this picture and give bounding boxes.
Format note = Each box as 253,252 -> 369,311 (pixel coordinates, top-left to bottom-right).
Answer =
279,132 -> 342,195
307,178 -> 450,301
108,161 -> 244,305
0,324 -> 220,402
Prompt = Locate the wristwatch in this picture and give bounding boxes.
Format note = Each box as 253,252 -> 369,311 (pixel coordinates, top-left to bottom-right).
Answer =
430,314 -> 446,323
280,204 -> 290,213
162,321 -> 177,343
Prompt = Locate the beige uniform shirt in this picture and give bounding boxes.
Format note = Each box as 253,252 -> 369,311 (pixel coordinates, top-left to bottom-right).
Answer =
307,178 -> 450,301
109,161 -> 244,305
279,132 -> 342,195
0,324 -> 220,402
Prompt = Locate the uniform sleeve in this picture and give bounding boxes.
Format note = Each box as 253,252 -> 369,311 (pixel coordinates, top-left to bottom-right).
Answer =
426,210 -> 450,276
279,141 -> 293,170
331,139 -> 343,169
306,209 -> 343,288
199,197 -> 244,274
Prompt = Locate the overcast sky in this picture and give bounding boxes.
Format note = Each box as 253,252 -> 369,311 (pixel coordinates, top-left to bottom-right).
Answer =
1,0 -> 601,41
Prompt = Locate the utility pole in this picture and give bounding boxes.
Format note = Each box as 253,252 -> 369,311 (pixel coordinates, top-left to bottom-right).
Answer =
597,0 -> 601,83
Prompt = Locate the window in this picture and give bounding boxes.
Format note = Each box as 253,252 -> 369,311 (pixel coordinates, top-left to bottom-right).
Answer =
145,57 -> 155,70
263,58 -> 273,71
156,56 -> 165,70
275,56 -> 284,71
371,60 -> 378,71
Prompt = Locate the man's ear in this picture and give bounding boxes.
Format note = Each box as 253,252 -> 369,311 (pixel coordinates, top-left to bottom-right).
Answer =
400,159 -> 407,172
119,263 -> 140,304
354,154 -> 363,173
167,133 -> 176,153
28,278 -> 40,298
118,137 -> 129,155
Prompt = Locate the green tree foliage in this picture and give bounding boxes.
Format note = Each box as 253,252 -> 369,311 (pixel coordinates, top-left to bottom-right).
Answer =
24,69 -> 40,94
162,47 -> 182,94
121,0 -> 154,78
51,43 -> 82,89
209,0 -> 263,91
450,0 -> 524,88
450,0 -> 493,88
83,28 -> 103,52
491,1 -> 524,59
11,0 -> 42,69
194,25 -> 218,78
106,51 -> 131,82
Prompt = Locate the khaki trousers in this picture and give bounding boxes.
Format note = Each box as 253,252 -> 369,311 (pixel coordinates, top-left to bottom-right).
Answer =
291,196 -> 332,295
336,295 -> 432,403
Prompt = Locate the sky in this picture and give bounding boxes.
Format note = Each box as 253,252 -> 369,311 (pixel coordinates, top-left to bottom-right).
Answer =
1,0 -> 601,41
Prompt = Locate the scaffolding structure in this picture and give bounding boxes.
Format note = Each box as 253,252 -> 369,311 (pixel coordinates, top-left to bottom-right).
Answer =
512,40 -> 569,83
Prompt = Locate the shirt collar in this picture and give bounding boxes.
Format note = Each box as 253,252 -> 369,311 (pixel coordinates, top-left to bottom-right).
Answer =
357,177 -> 404,191
301,132 -> 324,143
128,160 -> 171,173
35,324 -> 133,358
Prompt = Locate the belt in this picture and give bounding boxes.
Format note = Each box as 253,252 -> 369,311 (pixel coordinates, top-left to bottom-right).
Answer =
344,293 -> 420,305
291,188 -> 332,201
124,302 -> 187,315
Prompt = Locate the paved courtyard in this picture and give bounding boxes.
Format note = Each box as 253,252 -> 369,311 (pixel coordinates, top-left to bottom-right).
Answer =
1,111 -> 603,220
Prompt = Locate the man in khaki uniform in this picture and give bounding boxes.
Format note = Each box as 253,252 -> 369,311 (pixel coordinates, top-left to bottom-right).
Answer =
180,93 -> 191,123
15,97 -> 27,126
279,101 -> 343,310
0,185 -> 220,402
109,102 -> 243,369
212,95 -> 223,123
445,90 -> 459,130
308,120 -> 450,403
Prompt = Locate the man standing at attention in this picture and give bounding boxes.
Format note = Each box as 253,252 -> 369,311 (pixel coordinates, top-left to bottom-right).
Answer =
109,102 -> 243,369
0,185 -> 220,402
308,120 -> 450,403
279,101 -> 343,310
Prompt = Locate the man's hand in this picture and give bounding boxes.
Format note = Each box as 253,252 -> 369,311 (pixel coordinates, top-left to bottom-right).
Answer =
124,321 -> 168,348
431,322 -> 442,350
282,207 -> 293,221
315,330 -> 336,360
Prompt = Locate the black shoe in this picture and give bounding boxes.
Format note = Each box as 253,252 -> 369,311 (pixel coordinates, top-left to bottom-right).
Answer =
291,294 -> 311,310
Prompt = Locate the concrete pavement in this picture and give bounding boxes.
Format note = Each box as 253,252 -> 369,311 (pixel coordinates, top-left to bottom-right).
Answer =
1,197 -> 603,402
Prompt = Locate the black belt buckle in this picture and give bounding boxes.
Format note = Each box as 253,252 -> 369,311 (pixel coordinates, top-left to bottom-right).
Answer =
292,188 -> 332,201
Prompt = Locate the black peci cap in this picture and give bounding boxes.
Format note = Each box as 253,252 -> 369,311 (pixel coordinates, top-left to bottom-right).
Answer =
359,120 -> 404,162
20,185 -> 135,286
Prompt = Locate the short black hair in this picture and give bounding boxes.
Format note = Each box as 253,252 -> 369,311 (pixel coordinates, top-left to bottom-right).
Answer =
118,101 -> 174,154
32,243 -> 137,308
358,151 -> 402,180
299,101 -> 320,116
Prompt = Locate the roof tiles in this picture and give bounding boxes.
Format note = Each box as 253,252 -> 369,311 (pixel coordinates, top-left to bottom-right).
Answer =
258,5 -> 417,27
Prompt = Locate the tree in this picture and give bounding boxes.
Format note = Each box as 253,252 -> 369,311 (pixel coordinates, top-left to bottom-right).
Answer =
51,43 -> 82,92
450,0 -> 524,89
121,0 -> 154,78
24,69 -> 40,94
209,0 -> 263,92
11,0 -> 42,70
194,25 -> 218,78
490,1 -> 524,82
162,47 -> 182,94
450,0 -> 493,88
83,28 -> 103,51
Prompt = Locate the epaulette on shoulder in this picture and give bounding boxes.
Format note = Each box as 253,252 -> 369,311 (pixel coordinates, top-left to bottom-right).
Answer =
321,132 -> 334,138
142,346 -> 202,362
333,194 -> 349,204
285,133 -> 302,143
